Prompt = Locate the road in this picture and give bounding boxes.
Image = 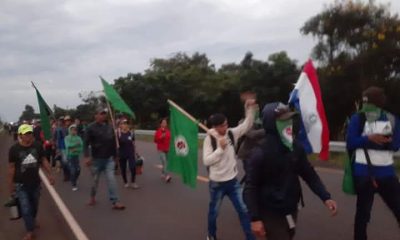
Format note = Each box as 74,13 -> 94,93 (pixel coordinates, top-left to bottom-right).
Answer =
1,132 -> 399,239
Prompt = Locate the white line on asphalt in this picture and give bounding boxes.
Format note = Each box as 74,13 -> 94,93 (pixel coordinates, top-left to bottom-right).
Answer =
39,170 -> 90,240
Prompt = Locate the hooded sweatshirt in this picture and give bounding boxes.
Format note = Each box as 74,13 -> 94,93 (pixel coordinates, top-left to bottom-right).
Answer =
243,102 -> 331,218
64,125 -> 84,158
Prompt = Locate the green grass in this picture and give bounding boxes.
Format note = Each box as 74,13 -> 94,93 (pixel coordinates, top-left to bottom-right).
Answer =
135,133 -> 400,173
308,152 -> 400,173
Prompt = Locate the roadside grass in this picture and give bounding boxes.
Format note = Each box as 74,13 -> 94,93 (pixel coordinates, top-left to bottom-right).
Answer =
135,133 -> 400,173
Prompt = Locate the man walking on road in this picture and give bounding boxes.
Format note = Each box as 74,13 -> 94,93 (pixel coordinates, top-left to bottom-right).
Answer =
84,107 -> 125,210
243,102 -> 337,240
203,98 -> 257,240
8,124 -> 55,240
346,86 -> 400,240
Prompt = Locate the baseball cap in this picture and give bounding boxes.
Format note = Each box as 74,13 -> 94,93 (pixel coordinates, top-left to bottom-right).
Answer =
18,124 -> 33,135
362,86 -> 386,108
274,103 -> 297,120
96,106 -> 108,114
64,115 -> 72,121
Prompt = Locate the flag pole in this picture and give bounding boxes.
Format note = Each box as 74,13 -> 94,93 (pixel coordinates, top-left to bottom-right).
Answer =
167,99 -> 209,132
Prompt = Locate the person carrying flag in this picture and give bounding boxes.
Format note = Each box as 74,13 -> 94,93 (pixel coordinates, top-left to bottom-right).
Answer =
203,98 -> 257,240
84,107 -> 125,210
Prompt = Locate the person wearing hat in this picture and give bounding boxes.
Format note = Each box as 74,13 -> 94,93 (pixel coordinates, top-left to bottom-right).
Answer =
53,115 -> 71,181
8,124 -> 55,240
64,124 -> 84,191
83,107 -> 125,210
243,102 -> 337,240
346,86 -> 400,240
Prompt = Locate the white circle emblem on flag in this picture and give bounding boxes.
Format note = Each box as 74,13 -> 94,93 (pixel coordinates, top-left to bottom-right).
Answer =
175,135 -> 189,156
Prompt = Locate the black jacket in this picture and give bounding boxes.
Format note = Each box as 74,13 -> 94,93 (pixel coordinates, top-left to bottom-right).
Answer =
243,102 -> 331,220
84,122 -> 117,159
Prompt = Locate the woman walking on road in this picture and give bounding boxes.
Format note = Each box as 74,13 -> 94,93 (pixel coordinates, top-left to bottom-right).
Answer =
154,118 -> 172,183
118,119 -> 139,189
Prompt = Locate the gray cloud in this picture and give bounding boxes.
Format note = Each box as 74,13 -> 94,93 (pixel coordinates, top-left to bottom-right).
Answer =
0,0 -> 398,121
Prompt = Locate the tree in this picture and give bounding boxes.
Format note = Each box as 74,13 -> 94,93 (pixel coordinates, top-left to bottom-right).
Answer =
302,0 -> 400,138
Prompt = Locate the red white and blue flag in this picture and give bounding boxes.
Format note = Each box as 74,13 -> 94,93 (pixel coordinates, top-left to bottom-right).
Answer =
288,60 -> 330,160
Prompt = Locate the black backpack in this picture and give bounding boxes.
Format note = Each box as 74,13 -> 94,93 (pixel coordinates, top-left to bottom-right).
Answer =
210,130 -> 235,151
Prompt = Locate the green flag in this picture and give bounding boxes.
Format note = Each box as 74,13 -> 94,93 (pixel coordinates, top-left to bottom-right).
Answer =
167,104 -> 198,188
34,86 -> 53,140
100,77 -> 135,119
342,153 -> 356,195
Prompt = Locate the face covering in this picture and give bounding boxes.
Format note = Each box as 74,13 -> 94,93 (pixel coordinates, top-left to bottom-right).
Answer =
276,118 -> 293,150
360,103 -> 382,122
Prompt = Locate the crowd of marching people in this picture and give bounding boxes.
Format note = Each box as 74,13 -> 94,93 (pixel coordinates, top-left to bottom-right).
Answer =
4,85 -> 400,240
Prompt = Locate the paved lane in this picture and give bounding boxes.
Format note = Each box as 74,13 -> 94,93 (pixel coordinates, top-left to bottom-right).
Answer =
0,133 -> 74,240
1,132 -> 399,239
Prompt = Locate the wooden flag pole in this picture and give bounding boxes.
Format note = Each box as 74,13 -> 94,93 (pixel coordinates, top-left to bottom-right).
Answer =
167,99 -> 209,132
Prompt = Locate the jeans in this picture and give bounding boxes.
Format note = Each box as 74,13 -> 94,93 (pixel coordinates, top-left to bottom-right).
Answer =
158,151 -> 168,175
68,155 -> 81,187
60,150 -> 70,179
354,176 -> 400,240
208,178 -> 255,240
90,158 -> 119,203
119,156 -> 136,184
16,184 -> 40,232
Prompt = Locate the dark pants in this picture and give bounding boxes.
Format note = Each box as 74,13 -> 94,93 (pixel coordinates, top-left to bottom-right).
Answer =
44,146 -> 56,167
119,156 -> 136,184
68,156 -> 81,187
260,211 -> 297,240
354,176 -> 400,240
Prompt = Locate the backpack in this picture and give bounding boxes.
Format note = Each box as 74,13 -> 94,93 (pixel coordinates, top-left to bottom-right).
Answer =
207,130 -> 235,175
210,130 -> 235,151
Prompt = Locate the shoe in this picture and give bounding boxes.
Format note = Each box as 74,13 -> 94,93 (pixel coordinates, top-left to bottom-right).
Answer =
165,175 -> 172,183
112,202 -> 126,210
72,187 -> 78,191
124,183 -> 130,188
206,235 -> 217,240
22,232 -> 34,240
87,197 -> 96,206
131,183 -> 139,189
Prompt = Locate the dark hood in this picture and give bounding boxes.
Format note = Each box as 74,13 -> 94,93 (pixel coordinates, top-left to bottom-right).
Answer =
262,102 -> 280,136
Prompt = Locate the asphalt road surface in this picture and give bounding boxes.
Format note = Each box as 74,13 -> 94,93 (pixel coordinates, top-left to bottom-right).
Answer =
1,132 -> 399,240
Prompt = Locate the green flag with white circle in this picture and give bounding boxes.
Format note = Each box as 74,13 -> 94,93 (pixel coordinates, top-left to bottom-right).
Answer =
167,104 -> 198,188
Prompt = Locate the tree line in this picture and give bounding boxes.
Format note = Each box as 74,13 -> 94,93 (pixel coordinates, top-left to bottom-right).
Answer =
18,0 -> 400,140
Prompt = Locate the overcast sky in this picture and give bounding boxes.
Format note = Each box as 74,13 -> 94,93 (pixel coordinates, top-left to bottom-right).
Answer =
0,0 -> 399,122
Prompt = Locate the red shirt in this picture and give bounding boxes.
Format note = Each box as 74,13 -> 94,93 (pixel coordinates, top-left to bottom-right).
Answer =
154,127 -> 171,152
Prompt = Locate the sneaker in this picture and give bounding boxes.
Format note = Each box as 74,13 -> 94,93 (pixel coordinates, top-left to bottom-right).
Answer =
165,175 -> 172,183
72,187 -> 78,191
112,202 -> 126,210
124,183 -> 130,188
206,235 -> 217,240
131,183 -> 139,189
